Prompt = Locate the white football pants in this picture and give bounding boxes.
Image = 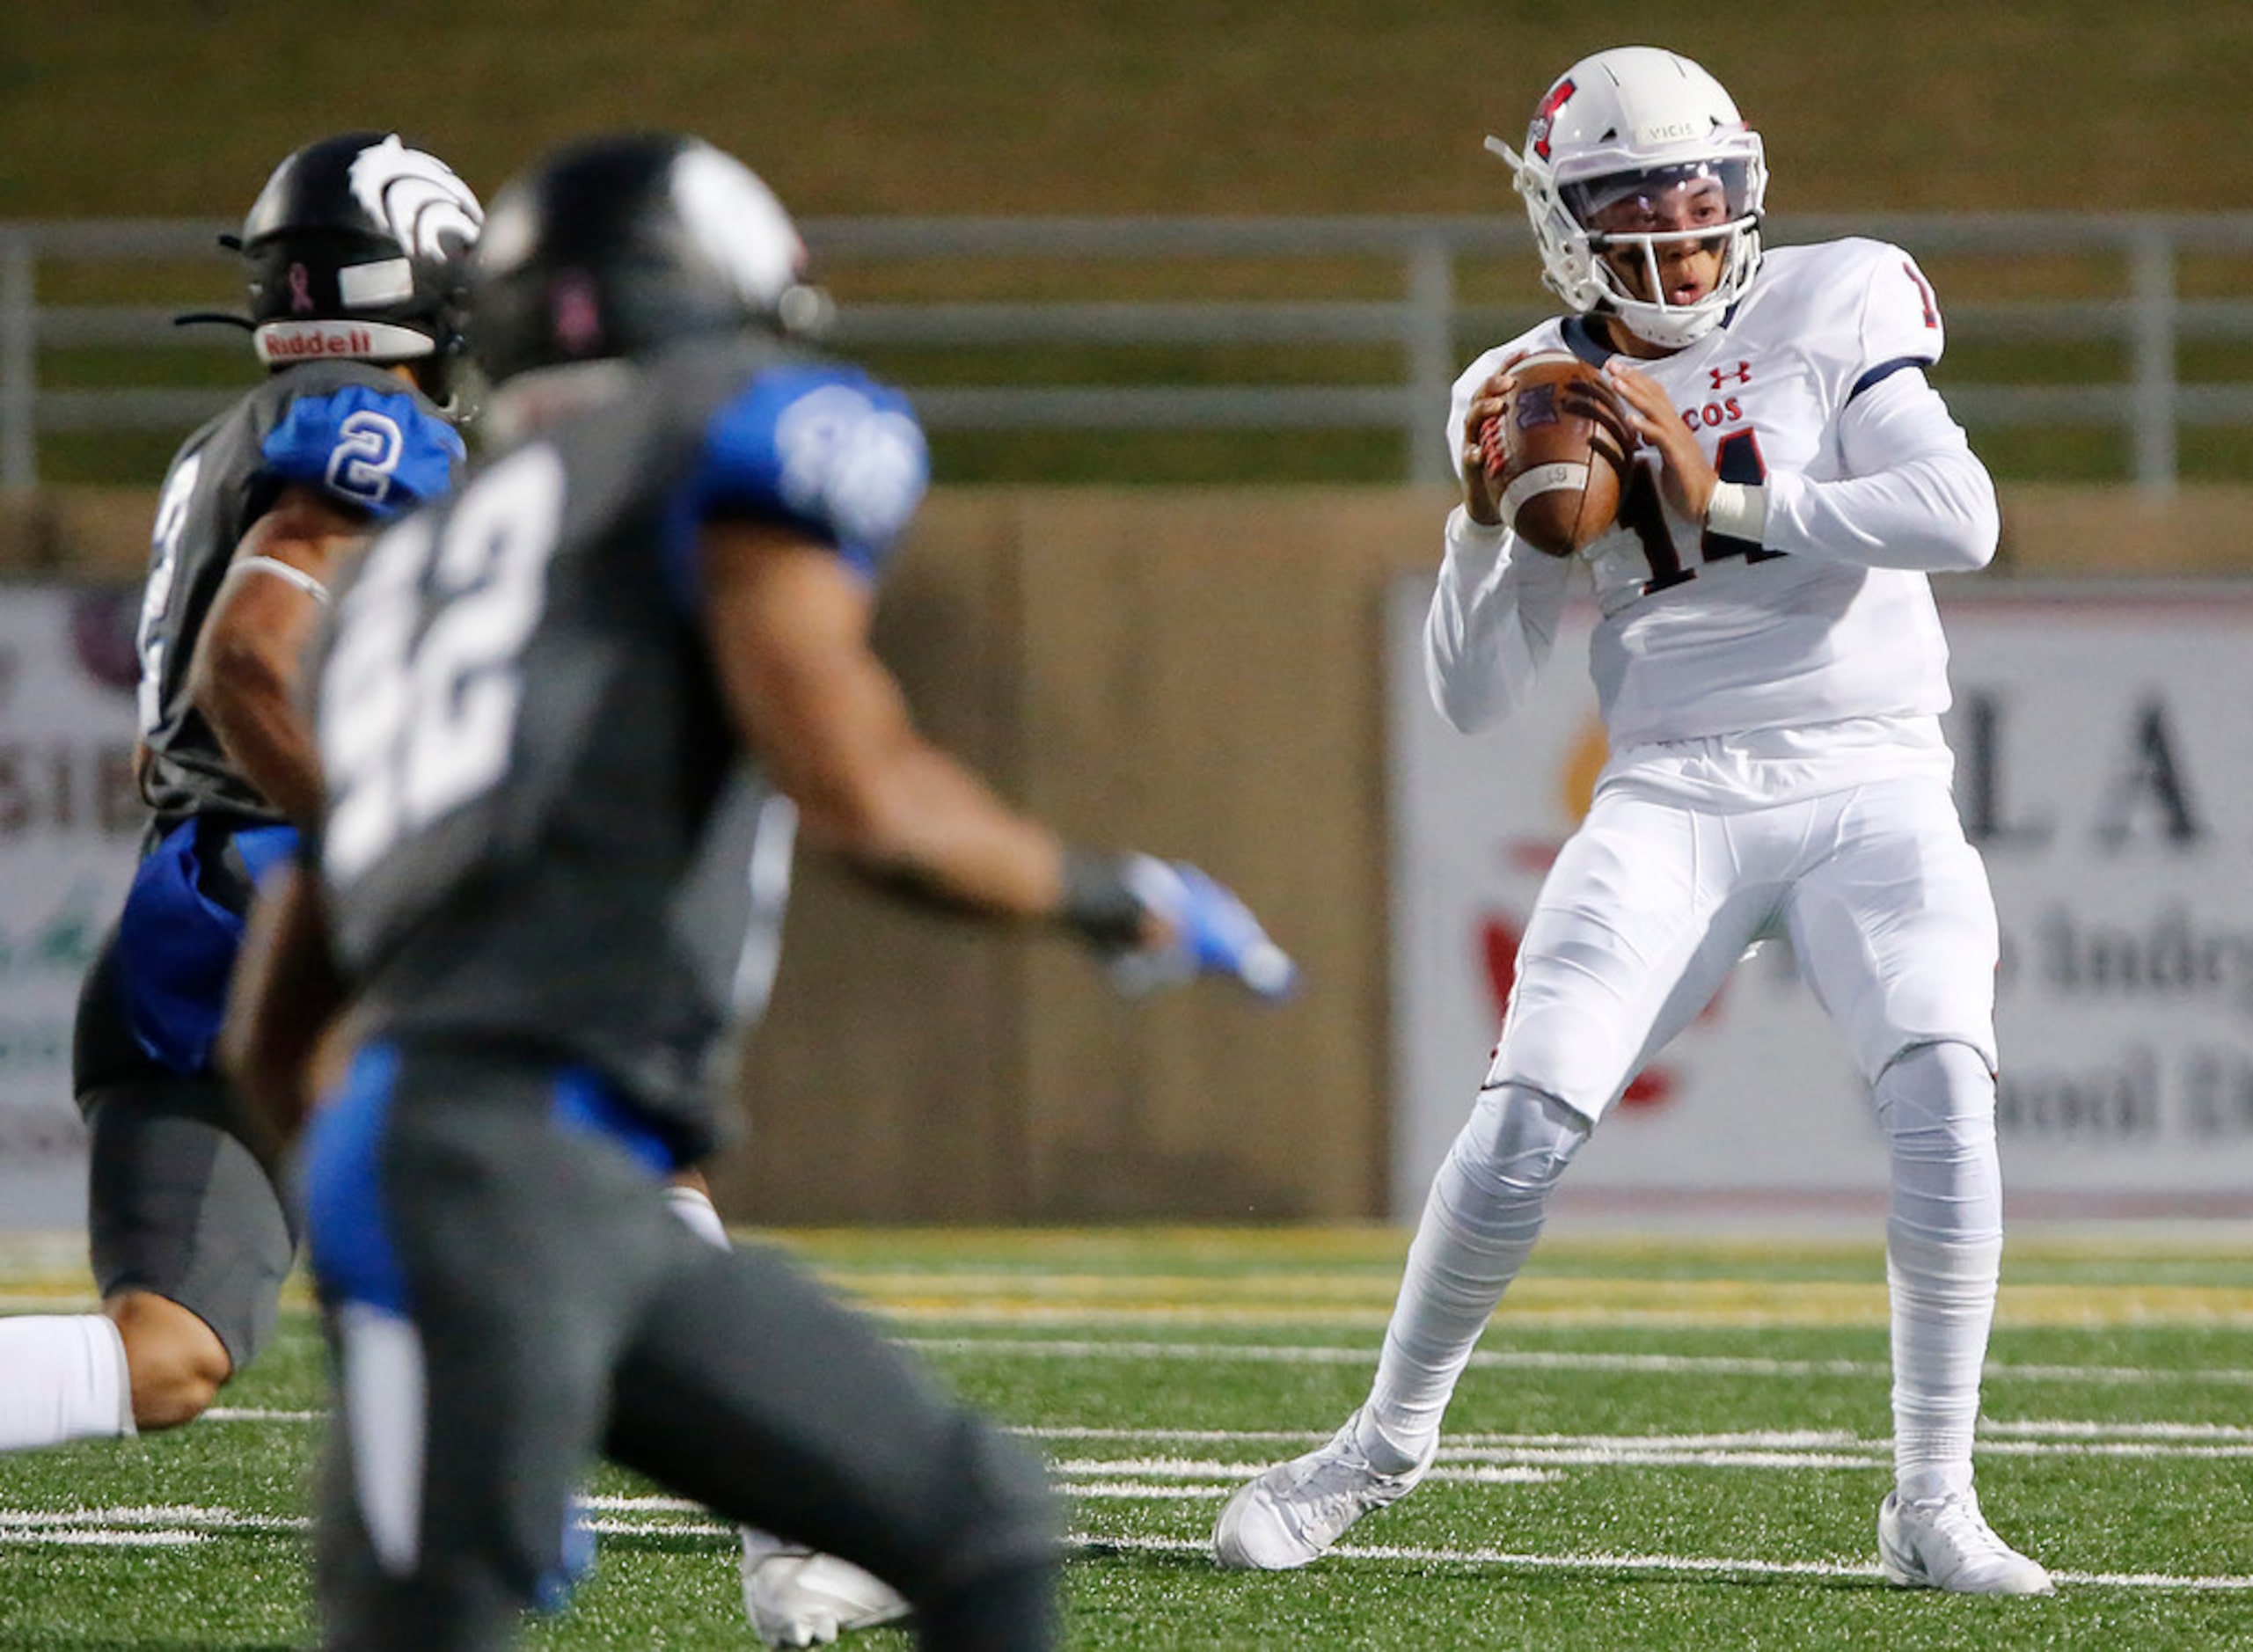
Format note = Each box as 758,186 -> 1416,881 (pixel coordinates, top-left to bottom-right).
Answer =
1363,776 -> 2006,1491
1491,776 -> 1997,1122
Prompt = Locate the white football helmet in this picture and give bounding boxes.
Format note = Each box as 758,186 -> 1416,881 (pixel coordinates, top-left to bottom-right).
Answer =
1487,47 -> 1767,351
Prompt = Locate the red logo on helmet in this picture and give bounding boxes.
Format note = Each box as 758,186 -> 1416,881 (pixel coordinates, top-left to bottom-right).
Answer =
288,262 -> 316,316
1529,77 -> 1577,162
263,325 -> 373,360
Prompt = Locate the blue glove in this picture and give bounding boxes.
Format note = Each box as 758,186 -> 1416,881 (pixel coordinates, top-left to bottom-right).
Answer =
1108,855 -> 1299,1001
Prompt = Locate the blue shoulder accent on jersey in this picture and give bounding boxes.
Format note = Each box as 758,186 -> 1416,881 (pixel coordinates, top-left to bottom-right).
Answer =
114,817 -> 300,1075
260,384 -> 465,519
1562,315 -> 1614,367
302,1042 -> 410,1314
1849,355 -> 1935,403
662,364 -> 930,606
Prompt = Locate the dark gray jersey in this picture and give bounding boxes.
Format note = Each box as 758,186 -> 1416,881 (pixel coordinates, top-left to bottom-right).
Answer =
131,359 -> 463,837
310,341 -> 928,1156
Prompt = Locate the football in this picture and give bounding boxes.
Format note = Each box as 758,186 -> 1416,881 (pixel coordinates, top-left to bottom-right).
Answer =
1480,352 -> 1636,557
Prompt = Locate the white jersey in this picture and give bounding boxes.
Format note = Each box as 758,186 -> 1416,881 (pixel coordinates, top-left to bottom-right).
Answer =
1427,238 -> 1999,779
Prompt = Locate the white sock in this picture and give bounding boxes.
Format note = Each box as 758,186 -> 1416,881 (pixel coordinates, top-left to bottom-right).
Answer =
663,1182 -> 731,1250
1361,1085 -> 1588,1469
0,1314 -> 136,1451
1878,1042 -> 2002,1504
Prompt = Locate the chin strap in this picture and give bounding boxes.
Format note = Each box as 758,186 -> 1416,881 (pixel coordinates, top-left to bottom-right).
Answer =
172,311 -> 255,333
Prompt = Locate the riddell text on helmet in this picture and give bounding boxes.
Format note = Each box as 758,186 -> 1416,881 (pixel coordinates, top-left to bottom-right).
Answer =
261,325 -> 375,359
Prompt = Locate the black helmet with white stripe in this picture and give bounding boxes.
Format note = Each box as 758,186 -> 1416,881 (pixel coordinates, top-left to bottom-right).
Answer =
466,133 -> 830,389
235,132 -> 483,374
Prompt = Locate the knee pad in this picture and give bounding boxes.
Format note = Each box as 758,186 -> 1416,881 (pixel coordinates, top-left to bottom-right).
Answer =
1874,1041 -> 1995,1147
1877,1041 -> 2001,1246
1454,1084 -> 1591,1202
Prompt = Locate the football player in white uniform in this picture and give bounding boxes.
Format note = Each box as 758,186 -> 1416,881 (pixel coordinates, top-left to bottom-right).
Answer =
1214,45 -> 2052,1596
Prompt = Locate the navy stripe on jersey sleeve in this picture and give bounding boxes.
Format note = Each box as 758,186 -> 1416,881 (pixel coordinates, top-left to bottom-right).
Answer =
1848,355 -> 1936,403
260,384 -> 464,518
663,364 -> 929,607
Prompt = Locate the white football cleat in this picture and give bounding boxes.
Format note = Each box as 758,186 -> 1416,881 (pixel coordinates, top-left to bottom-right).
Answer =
739,1530 -> 911,1648
1877,1489 -> 2054,1596
1211,1408 -> 1434,1570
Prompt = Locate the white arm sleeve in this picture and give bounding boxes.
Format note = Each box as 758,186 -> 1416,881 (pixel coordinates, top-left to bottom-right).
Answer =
1423,506 -> 1575,733
1747,367 -> 1999,573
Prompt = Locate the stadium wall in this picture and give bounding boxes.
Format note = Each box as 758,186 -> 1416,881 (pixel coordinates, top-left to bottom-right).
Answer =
3,485 -> 2249,1224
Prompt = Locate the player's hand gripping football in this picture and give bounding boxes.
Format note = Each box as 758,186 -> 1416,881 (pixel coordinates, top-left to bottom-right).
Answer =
1463,353 -> 1636,553
1108,855 -> 1299,1002
1602,358 -> 1721,523
1459,354 -> 1528,527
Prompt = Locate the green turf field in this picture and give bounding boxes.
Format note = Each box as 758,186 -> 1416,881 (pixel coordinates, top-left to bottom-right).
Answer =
3,1224 -> 2250,1649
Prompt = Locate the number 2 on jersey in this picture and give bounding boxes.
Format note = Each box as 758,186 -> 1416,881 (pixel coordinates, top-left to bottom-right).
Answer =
321,444 -> 565,884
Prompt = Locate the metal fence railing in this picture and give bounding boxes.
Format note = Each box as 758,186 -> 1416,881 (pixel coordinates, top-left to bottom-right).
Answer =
7,213 -> 2253,494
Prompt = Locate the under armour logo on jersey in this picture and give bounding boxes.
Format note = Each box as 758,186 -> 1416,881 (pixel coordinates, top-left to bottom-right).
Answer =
348,135 -> 483,264
1709,361 -> 1752,390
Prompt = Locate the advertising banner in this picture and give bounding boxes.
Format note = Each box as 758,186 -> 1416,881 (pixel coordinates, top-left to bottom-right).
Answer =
1387,577 -> 2253,1221
0,585 -> 144,1229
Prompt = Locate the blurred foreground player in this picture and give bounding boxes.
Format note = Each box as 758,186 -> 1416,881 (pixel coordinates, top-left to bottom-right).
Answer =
0,132 -> 477,1451
224,132 -> 1297,1652
1213,46 -> 2050,1596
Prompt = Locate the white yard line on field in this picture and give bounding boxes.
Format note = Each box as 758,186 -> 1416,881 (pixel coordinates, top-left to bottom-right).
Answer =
1047,1458 -> 1558,1488
1081,1531 -> 2253,1591
199,1406 -> 2253,1462
1985,1418 -> 2253,1439
9,1496 -> 2251,1591
0,1530 -> 205,1546
903,1334 -> 2253,1385
0,1504 -> 300,1547
195,1403 -> 2253,1458
0,1502 -> 739,1548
